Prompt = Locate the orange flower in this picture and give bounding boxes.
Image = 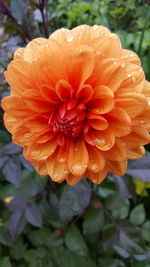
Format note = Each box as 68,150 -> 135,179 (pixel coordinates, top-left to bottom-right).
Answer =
2,25 -> 150,185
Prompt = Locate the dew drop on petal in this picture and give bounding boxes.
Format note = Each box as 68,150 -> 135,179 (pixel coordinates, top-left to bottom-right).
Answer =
72,165 -> 82,173
91,164 -> 98,171
31,151 -> 39,156
93,25 -> 99,30
23,133 -> 32,138
61,28 -> 66,32
66,34 -> 73,42
41,155 -> 48,160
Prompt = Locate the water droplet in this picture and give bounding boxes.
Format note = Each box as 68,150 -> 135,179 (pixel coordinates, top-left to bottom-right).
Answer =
113,61 -> 118,65
23,133 -> 31,138
93,179 -> 97,183
61,28 -> 66,32
138,67 -> 143,72
66,34 -> 73,42
31,151 -> 39,156
110,33 -> 118,39
91,164 -> 98,171
121,62 -> 125,67
41,155 -> 48,160
80,25 -> 85,29
130,53 -> 134,57
96,138 -> 106,144
72,165 -> 82,172
96,50 -> 102,55
140,120 -> 144,124
79,48 -> 83,53
93,25 -> 99,30
127,73 -> 132,77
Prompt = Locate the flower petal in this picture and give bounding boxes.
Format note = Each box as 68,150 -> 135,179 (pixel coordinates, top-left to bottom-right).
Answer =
88,113 -> 108,130
103,139 -> 127,161
24,116 -> 49,133
4,60 -> 32,96
122,125 -> 150,146
68,138 -> 89,176
33,160 -> 48,176
50,28 -> 70,44
46,157 -> 69,182
57,139 -> 70,164
66,45 -> 95,90
24,38 -> 48,62
23,89 -> 54,113
87,146 -> 105,172
107,159 -> 127,176
87,58 -> 125,91
127,146 -> 145,159
91,25 -> 111,37
105,107 -> 131,137
28,139 -> 57,161
39,84 -> 60,104
70,25 -> 92,45
120,63 -> 145,92
32,39 -> 67,88
2,96 -> 33,118
120,49 -> 141,65
56,80 -> 73,101
115,89 -> 147,118
88,86 -> 114,114
92,128 -> 115,151
76,84 -> 94,103
86,167 -> 108,184
14,48 -> 25,60
66,174 -> 82,185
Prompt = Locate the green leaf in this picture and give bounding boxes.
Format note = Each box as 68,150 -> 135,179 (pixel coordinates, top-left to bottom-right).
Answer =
28,228 -> 52,247
65,225 -> 88,256
59,180 -> 92,223
10,242 -> 26,260
45,234 -> 63,248
25,203 -> 43,227
83,207 -> 104,234
99,257 -> 126,267
114,244 -> 130,259
119,221 -> 145,256
0,257 -> 12,267
51,247 -> 96,267
8,210 -> 25,241
142,221 -> 150,242
0,228 -> 13,247
102,224 -> 118,250
3,157 -> 21,187
112,199 -> 130,219
24,247 -> 47,263
129,204 -> 146,226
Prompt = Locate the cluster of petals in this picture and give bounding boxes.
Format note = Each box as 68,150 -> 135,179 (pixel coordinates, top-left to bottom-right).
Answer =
2,25 -> 150,185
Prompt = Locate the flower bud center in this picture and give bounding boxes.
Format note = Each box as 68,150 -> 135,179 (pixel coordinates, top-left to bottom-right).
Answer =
49,99 -> 87,137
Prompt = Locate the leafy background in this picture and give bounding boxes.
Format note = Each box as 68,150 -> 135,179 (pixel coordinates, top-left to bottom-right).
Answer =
0,0 -> 150,266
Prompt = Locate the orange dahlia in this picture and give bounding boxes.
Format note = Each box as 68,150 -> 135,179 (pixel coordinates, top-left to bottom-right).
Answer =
2,25 -> 150,185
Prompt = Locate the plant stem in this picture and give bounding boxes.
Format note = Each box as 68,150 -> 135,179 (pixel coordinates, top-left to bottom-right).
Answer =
39,0 -> 49,38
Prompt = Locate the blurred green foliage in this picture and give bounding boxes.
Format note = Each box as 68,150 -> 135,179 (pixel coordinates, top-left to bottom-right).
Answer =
0,0 -> 150,266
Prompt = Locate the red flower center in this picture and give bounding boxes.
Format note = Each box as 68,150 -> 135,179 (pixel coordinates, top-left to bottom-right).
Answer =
48,98 -> 88,137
